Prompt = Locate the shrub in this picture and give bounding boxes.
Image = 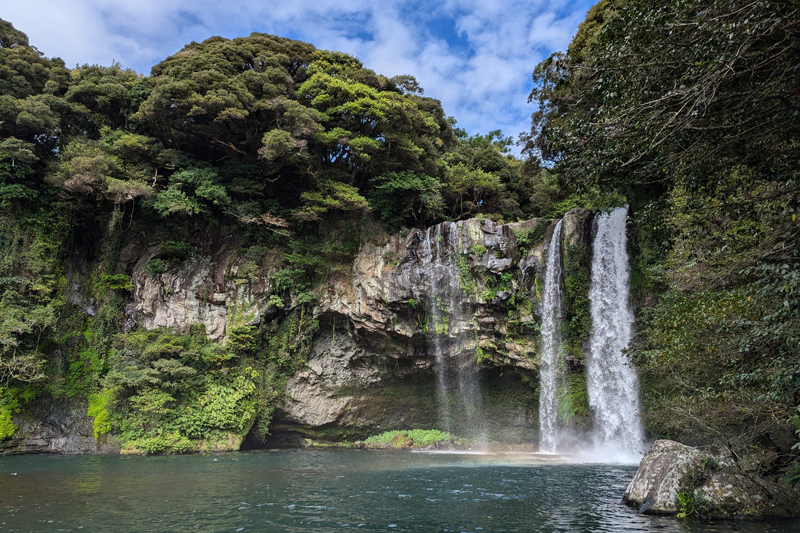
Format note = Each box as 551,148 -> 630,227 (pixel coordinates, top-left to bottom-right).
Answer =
0,405 -> 17,439
100,273 -> 133,291
146,258 -> 166,276
87,391 -> 111,440
364,429 -> 452,446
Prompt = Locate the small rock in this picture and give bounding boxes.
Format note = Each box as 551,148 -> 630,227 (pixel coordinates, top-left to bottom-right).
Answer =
86,297 -> 97,317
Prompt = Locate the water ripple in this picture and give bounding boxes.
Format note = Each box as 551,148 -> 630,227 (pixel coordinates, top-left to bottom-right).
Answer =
0,450 -> 798,532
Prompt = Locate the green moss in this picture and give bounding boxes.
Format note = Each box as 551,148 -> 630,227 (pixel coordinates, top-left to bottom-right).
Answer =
87,390 -> 111,440
676,489 -> 695,518
469,244 -> 487,257
562,241 -> 591,359
675,459 -> 718,518
513,219 -> 551,256
456,255 -> 478,296
0,386 -> 35,440
0,405 -> 17,439
557,372 -> 591,428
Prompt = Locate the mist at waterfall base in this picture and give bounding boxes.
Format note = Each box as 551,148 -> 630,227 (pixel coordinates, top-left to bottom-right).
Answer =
537,207 -> 646,465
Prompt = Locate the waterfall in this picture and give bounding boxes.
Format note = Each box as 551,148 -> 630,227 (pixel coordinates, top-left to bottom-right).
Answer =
416,222 -> 486,443
538,220 -> 564,453
586,207 -> 645,457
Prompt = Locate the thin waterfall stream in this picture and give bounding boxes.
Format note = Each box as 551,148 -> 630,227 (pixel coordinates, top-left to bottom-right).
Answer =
586,207 -> 645,458
416,222 -> 486,444
538,220 -> 564,452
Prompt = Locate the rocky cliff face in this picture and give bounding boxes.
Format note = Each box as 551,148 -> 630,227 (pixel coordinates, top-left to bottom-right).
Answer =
266,214 -> 594,443
1,398 -> 119,455
3,210 -> 595,453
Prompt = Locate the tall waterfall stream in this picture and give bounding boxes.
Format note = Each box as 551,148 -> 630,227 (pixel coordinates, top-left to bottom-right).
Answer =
586,207 -> 645,458
538,220 -> 564,453
537,208 -> 645,460
412,211 -> 643,458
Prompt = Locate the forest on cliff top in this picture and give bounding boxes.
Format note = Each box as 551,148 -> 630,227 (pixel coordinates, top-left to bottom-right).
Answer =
1,0 -> 799,477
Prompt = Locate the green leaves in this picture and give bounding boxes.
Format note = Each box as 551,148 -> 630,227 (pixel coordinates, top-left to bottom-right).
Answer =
529,0 -> 800,199
152,187 -> 201,217
369,171 -> 443,229
106,328 -> 258,453
297,180 -> 370,221
151,167 -> 230,217
87,390 -> 111,440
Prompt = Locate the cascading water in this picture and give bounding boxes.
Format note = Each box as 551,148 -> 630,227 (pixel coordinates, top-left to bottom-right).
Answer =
538,220 -> 564,453
415,222 -> 486,443
586,207 -> 645,458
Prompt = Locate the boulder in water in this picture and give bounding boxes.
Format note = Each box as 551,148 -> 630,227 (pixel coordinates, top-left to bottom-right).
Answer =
623,439 -> 800,519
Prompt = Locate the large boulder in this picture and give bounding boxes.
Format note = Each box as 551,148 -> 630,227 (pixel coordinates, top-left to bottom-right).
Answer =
623,439 -> 799,519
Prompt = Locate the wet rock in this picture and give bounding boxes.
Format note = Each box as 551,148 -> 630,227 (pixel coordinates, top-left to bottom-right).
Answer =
494,290 -> 512,301
565,356 -> 584,372
210,292 -> 227,304
1,397 -> 120,455
122,215 -> 591,443
133,255 -> 228,340
118,243 -> 145,267
121,302 -> 137,333
563,208 -> 593,247
518,254 -> 539,289
277,327 -> 380,427
132,246 -> 274,341
623,439 -> 800,518
85,297 -> 97,317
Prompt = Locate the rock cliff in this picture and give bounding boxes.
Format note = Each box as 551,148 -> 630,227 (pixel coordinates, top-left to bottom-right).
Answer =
3,210 -> 595,453
0,398 -> 119,455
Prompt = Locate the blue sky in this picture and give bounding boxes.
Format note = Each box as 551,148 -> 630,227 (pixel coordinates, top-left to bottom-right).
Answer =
5,0 -> 596,148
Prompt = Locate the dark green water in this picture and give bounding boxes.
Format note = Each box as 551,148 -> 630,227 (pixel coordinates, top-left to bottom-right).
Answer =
1,450 -> 798,532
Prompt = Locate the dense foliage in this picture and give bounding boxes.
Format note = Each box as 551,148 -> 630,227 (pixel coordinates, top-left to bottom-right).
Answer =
0,19 -> 566,451
527,0 -> 800,476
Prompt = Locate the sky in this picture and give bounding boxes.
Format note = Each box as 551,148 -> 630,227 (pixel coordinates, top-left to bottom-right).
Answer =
4,0 -> 596,149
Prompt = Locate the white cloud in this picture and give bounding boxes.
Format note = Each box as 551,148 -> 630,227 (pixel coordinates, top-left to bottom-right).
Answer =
4,0 -> 595,149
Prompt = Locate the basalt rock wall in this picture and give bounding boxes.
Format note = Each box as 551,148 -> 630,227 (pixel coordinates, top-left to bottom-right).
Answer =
3,210 -> 595,453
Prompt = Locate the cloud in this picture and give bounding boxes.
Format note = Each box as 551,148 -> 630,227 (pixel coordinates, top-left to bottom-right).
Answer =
4,0 -> 595,149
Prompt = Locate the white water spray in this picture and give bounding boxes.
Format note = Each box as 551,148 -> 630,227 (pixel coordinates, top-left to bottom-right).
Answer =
586,207 -> 645,459
538,220 -> 564,452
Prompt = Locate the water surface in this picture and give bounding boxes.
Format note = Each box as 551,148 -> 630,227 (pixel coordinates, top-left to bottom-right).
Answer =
1,450 -> 797,532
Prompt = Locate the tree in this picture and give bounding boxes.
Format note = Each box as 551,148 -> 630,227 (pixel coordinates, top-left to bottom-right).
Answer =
368,171 -> 443,229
